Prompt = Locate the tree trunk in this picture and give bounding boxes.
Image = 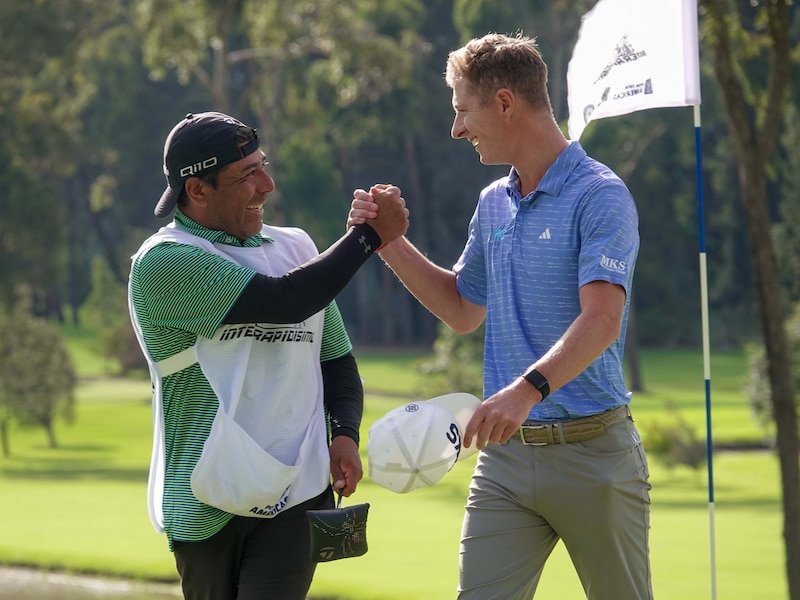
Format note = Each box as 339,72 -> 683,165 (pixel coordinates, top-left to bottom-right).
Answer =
625,301 -> 643,392
45,420 -> 58,449
0,418 -> 9,458
702,1 -> 800,596
65,177 -> 88,327
740,164 -> 800,599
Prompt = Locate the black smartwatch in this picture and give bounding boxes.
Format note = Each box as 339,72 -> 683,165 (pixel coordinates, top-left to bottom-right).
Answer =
522,367 -> 550,401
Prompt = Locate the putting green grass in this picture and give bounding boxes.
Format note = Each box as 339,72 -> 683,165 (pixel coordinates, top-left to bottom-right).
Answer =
309,393 -> 786,600
0,345 -> 788,599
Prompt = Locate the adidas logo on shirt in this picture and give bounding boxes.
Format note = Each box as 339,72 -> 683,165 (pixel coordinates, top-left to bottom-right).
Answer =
539,228 -> 551,240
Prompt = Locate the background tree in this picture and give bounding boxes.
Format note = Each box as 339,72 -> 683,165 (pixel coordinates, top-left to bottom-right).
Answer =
133,0 -> 442,344
0,0 -> 187,322
0,1 -> 89,311
746,100 -> 800,444
80,257 -> 147,375
0,290 -> 77,455
774,103 -> 800,304
134,0 -> 419,220
0,0 -> 795,355
745,303 -> 800,444
700,1 -> 800,596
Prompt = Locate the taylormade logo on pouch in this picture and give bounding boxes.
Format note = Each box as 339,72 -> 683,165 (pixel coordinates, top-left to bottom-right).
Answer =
318,547 -> 336,561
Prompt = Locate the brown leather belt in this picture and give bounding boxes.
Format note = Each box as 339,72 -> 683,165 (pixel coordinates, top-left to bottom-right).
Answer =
509,406 -> 630,446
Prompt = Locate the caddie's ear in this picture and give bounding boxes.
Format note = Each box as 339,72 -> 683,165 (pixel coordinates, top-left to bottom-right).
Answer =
184,177 -> 209,207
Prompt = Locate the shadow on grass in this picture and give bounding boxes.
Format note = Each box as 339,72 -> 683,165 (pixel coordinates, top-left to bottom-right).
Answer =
1,463 -> 148,482
654,497 -> 780,511
0,436 -> 151,482
39,444 -> 115,452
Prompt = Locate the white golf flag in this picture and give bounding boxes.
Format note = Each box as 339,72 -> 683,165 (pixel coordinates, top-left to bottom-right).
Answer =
567,0 -> 701,140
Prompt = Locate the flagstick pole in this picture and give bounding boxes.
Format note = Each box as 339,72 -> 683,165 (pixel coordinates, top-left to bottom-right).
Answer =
693,103 -> 717,600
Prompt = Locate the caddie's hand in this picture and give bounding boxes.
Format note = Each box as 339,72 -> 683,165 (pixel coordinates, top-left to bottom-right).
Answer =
463,379 -> 537,450
329,435 -> 363,497
348,189 -> 379,228
350,184 -> 408,247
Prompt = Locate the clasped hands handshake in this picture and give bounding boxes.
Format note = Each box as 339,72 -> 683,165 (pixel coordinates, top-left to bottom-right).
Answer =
348,184 -> 408,251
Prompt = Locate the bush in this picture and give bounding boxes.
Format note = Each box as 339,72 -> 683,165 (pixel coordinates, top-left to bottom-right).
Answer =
744,301 -> 800,444
416,322 -> 484,399
641,403 -> 706,473
0,293 -> 77,454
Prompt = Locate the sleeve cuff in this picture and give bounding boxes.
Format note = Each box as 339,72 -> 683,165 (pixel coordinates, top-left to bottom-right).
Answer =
331,425 -> 360,447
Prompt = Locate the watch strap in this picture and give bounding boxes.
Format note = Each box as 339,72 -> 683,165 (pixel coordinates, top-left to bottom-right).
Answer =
522,368 -> 550,401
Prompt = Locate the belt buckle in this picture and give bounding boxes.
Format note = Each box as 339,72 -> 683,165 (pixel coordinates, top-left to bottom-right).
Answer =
519,423 -> 550,446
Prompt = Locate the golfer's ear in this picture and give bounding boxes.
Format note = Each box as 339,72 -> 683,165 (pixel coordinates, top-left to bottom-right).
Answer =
496,88 -> 514,116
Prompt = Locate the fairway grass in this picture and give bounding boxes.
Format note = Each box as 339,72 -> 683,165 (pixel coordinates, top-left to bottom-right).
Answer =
0,347 -> 788,599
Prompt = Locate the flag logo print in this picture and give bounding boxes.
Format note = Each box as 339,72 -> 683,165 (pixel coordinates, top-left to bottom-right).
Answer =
566,0 -> 701,140
539,228 -> 551,240
594,35 -> 647,85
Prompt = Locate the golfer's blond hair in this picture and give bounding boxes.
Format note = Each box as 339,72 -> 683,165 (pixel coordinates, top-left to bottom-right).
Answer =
446,33 -> 552,112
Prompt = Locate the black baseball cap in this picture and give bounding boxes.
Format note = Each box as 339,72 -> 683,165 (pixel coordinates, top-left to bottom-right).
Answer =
155,112 -> 260,217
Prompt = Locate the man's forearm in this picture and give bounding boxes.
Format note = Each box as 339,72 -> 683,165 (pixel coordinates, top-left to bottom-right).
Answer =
223,224 -> 380,324
321,353 -> 363,445
378,237 -> 485,334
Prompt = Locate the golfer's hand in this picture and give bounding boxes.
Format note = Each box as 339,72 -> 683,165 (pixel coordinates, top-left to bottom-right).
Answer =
463,379 -> 538,450
329,435 -> 363,497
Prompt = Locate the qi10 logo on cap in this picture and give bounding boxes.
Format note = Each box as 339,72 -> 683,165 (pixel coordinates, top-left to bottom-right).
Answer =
180,157 -> 219,178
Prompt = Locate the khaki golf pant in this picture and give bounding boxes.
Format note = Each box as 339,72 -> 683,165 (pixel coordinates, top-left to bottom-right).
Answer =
458,417 -> 652,600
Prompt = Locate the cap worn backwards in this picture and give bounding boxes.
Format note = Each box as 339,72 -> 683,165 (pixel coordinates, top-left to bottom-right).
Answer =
155,112 -> 260,218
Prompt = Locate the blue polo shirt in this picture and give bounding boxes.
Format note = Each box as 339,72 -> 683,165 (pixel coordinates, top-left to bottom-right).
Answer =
454,142 -> 639,420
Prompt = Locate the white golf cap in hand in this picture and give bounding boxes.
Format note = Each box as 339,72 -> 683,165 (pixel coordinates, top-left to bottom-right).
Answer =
367,393 -> 482,494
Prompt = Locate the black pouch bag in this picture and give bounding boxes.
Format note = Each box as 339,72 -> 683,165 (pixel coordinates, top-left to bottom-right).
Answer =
306,493 -> 369,562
